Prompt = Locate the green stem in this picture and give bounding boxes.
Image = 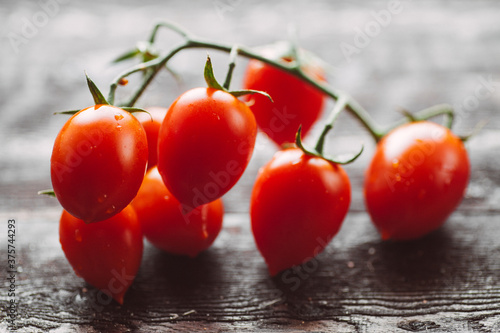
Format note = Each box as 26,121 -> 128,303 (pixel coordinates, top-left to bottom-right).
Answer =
149,21 -> 191,43
108,41 -> 190,106
223,45 -> 239,90
109,21 -> 452,143
314,95 -> 348,154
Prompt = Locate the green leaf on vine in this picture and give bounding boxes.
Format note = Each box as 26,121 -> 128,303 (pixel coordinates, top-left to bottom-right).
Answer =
112,48 -> 140,64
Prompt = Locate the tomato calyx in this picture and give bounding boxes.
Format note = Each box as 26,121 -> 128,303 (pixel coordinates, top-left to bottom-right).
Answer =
395,105 -> 485,142
204,54 -> 272,102
459,119 -> 488,142
54,73 -> 150,117
295,126 -> 363,165
295,98 -> 363,165
38,189 -> 55,197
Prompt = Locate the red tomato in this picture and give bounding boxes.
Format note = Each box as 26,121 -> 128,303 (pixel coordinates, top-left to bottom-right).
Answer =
134,107 -> 167,170
242,52 -> 325,147
364,121 -> 470,241
131,167 -> 224,257
51,105 -> 148,223
157,87 -> 257,211
250,148 -> 351,276
59,205 -> 143,304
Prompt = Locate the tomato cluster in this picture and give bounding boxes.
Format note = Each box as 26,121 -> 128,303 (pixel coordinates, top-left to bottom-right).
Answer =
46,33 -> 471,302
49,59 -> 260,303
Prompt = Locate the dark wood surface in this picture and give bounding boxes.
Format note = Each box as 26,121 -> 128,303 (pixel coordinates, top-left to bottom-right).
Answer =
1,0 -> 500,332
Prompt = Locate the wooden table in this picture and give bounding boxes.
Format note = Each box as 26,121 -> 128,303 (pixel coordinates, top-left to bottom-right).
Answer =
1,1 -> 499,332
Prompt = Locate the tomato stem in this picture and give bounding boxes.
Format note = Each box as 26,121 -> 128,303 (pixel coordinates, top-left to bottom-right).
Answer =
314,96 -> 347,154
223,45 -> 239,90
296,126 -> 364,165
149,21 -> 191,43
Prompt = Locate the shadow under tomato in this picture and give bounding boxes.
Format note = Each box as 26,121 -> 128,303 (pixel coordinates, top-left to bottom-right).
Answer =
265,223 -> 474,320
131,242 -> 223,297
363,225 -> 470,292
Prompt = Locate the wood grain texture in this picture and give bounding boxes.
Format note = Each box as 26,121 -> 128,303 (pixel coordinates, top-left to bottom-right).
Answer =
1,0 -> 499,332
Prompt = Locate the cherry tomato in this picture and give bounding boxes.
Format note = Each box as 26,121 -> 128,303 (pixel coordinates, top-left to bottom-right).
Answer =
51,105 -> 148,223
250,148 -> 351,276
242,52 -> 325,147
131,166 -> 224,257
364,121 -> 470,241
134,107 -> 167,170
157,87 -> 257,211
59,205 -> 143,304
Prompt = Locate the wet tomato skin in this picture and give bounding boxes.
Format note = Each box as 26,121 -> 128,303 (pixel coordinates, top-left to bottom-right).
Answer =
364,121 -> 470,241
243,56 -> 325,147
131,167 -> 224,258
157,87 -> 257,210
59,205 -> 143,304
51,105 -> 148,223
250,148 -> 351,276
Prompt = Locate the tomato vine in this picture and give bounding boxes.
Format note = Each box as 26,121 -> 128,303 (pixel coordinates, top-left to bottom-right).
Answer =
109,20 -> 457,143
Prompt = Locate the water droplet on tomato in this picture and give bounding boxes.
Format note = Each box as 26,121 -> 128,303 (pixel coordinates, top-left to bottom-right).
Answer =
75,229 -> 82,242
116,125 -> 122,131
106,205 -> 116,214
97,194 -> 107,203
392,159 -> 399,168
114,114 -> 124,121
395,173 -> 402,182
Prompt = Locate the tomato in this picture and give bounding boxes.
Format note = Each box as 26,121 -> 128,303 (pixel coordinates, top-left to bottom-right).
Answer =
242,51 -> 325,147
157,87 -> 257,211
131,167 -> 224,257
134,107 -> 167,170
250,148 -> 351,276
51,105 -> 148,223
59,205 -> 143,304
364,121 -> 470,241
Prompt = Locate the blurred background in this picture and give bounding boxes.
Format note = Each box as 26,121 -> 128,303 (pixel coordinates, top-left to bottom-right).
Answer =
1,0 -> 499,214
